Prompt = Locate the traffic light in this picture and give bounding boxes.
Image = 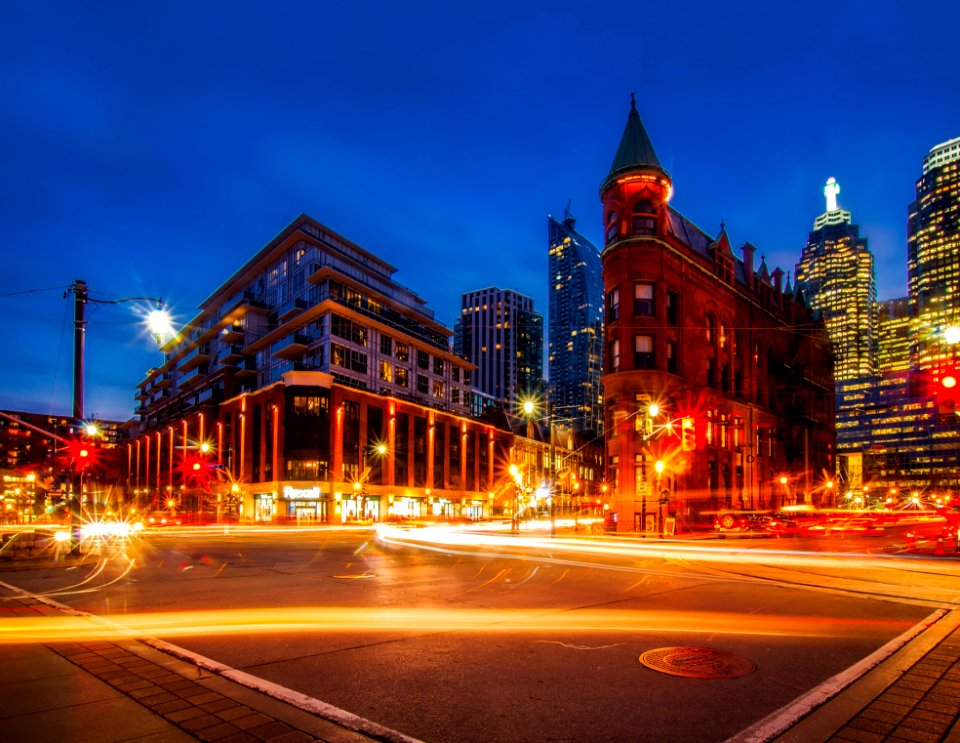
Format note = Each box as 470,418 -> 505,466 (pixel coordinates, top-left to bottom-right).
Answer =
63,437 -> 101,471
931,365 -> 960,416
681,417 -> 696,451
178,451 -> 215,487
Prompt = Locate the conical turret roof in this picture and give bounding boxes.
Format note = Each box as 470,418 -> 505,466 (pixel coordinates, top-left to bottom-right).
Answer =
601,94 -> 669,195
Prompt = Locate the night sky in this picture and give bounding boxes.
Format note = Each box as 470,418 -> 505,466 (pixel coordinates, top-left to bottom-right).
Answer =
2,1 -> 958,422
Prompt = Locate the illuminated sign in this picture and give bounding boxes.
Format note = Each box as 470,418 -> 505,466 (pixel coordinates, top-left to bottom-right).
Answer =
283,486 -> 321,500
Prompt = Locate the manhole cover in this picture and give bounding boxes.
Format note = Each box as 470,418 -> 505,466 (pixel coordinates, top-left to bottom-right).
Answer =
639,646 -> 756,679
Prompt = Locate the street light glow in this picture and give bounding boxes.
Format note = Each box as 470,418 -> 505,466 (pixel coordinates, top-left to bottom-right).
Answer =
146,307 -> 175,342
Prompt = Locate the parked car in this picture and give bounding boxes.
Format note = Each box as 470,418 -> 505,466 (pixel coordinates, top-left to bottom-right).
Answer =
714,510 -> 771,537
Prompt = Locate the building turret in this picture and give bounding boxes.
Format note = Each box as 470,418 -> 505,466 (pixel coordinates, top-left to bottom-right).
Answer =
600,95 -> 673,247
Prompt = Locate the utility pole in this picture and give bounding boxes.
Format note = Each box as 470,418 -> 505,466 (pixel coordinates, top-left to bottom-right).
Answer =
549,396 -> 556,537
69,279 -> 87,553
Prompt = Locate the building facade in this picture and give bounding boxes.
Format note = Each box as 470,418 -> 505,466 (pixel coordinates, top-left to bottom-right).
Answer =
547,210 -> 604,436
453,287 -> 543,409
599,98 -> 835,533
877,297 -> 912,374
128,214 -> 516,521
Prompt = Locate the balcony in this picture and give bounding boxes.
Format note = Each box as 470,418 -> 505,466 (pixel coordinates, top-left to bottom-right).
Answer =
234,358 -> 258,378
279,298 -> 310,322
179,364 -> 208,387
220,344 -> 245,365
155,372 -> 174,389
220,324 -> 245,344
272,333 -> 312,360
179,344 -> 211,372
220,290 -> 268,321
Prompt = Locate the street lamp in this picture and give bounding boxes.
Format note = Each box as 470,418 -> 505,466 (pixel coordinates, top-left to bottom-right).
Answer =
638,402 -> 663,537
509,463 -> 521,532
66,279 -> 172,552
520,395 -> 556,537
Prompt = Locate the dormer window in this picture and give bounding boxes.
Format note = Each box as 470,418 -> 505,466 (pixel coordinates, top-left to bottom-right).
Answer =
632,199 -> 656,236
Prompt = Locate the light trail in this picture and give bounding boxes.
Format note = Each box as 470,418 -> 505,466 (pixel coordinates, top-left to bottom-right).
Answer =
376,523 -> 958,576
376,524 -> 960,607
0,605 -> 918,645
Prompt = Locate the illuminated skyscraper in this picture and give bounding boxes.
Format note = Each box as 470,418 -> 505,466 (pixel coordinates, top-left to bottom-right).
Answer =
795,178 -> 878,385
908,136 -> 960,367
454,287 -> 543,409
547,209 -> 604,434
877,297 -> 911,374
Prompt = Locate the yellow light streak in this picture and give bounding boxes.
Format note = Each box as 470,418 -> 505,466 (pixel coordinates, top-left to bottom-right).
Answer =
0,606 -> 913,645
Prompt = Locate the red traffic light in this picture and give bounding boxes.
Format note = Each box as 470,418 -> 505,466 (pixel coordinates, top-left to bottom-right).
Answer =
680,417 -> 696,451
63,437 -> 101,470
178,451 -> 214,486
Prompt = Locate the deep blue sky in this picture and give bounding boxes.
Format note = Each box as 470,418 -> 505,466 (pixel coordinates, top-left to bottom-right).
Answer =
2,1 -> 958,422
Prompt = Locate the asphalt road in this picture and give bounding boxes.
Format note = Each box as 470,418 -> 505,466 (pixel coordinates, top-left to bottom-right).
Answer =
3,525 -> 954,743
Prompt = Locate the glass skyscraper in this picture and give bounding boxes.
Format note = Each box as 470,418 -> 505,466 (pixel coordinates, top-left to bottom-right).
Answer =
795,178 -> 878,385
547,210 -> 604,434
908,136 -> 960,368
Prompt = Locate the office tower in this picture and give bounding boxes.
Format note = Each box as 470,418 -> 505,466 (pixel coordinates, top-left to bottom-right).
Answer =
600,96 -> 834,533
877,298 -> 911,374
548,209 -> 604,434
795,178 -> 878,385
454,287 -> 543,409
908,136 -> 960,368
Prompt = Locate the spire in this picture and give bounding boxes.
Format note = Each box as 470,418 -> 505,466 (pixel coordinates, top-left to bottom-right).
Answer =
757,254 -> 771,284
607,93 -> 664,179
563,199 -> 576,229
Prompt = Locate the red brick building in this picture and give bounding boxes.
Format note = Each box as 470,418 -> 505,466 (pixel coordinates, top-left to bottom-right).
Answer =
126,371 -> 514,522
600,98 -> 835,533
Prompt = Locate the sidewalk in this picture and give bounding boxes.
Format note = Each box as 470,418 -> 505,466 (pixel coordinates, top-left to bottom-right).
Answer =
0,594 -> 395,743
772,609 -> 960,743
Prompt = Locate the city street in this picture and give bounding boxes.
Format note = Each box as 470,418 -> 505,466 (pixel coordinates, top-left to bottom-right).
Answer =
2,524 -> 954,742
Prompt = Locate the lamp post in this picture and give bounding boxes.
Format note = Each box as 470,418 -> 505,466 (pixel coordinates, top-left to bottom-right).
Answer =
66,279 -> 171,552
639,403 -> 661,537
521,396 -> 556,537
509,463 -> 521,532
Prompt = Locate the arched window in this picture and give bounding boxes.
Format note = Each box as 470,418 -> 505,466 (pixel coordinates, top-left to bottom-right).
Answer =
632,200 -> 656,235
605,211 -> 619,243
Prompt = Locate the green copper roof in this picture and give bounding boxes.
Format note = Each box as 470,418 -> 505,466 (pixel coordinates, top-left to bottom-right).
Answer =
609,95 -> 663,174
602,94 -> 669,195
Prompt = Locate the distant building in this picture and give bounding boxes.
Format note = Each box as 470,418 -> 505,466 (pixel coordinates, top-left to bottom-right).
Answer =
833,135 -> 960,496
453,287 -> 543,410
547,210 -> 604,436
599,97 -> 835,533
0,410 -> 125,521
908,136 -> 960,368
795,178 -> 878,385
